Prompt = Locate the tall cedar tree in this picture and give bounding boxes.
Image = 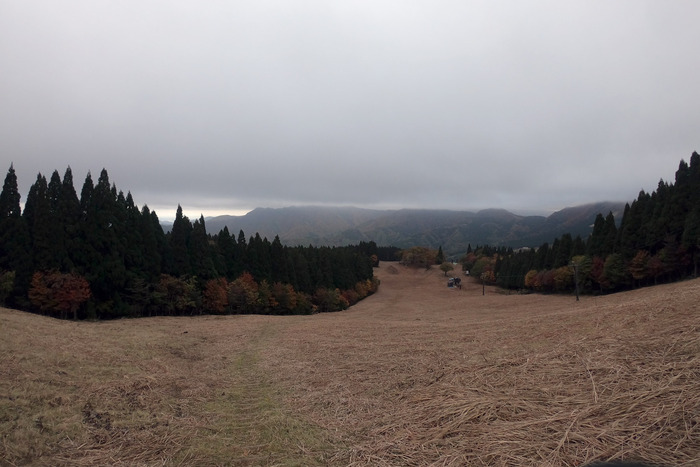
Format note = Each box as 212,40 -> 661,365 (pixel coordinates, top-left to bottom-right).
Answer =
78,170 -> 128,316
0,165 -> 32,303
24,174 -> 54,270
189,215 -> 217,280
58,168 -> 82,270
169,205 -> 192,277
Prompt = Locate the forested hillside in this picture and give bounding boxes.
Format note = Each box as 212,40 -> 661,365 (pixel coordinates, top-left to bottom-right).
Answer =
471,153 -> 700,294
1,153 -> 697,317
203,202 -> 625,256
0,167 -> 378,319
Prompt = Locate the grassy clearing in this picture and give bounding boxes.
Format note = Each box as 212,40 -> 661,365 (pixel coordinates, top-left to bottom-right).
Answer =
0,314 -> 336,466
1,263 -> 698,466
179,322 -> 337,466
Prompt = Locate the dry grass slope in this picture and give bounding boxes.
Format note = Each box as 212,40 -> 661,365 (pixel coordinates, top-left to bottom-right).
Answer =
1,262 -> 698,466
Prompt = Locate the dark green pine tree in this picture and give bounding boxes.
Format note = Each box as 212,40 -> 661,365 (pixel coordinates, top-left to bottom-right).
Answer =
24,174 -> 54,270
74,171 -> 94,271
0,165 -> 22,219
533,242 -> 550,270
644,180 -> 670,253
682,152 -> 700,277
270,235 -> 288,283
214,226 -> 234,278
168,205 -> 192,277
189,215 -> 217,280
46,171 -> 67,267
78,169 -> 128,316
683,194 -> 700,278
543,241 -> 555,270
120,191 -> 146,279
154,209 -> 169,274
663,158 -> 693,240
291,248 -> 312,294
571,235 -> 586,257
79,171 -> 94,215
305,247 -> 321,287
553,233 -> 573,268
246,233 -> 271,282
284,255 -> 297,290
616,191 -> 651,260
688,152 -> 700,203
0,165 -> 32,304
317,247 -> 334,289
235,229 -> 248,275
587,212 -> 617,258
586,213 -> 606,258
138,205 -> 164,280
436,246 -> 445,265
601,212 -> 618,257
353,249 -> 373,283
58,167 -> 82,270
331,249 -> 355,290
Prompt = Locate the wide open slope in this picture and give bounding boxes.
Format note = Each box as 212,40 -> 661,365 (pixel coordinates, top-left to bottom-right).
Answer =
1,263 -> 698,466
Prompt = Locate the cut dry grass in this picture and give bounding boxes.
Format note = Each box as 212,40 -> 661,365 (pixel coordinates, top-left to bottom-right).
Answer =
1,263 -> 698,466
0,314 -> 334,466
261,265 -> 700,467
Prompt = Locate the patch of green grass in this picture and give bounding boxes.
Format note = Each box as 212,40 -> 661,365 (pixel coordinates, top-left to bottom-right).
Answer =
178,329 -> 338,466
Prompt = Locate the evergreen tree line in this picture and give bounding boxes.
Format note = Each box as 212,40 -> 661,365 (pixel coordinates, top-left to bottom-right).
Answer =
462,153 -> 700,294
0,166 -> 379,319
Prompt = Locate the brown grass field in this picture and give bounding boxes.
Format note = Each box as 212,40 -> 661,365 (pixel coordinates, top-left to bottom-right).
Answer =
1,262 -> 698,466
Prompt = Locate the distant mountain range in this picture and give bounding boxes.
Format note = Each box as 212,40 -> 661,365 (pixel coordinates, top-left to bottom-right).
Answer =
194,202 -> 625,257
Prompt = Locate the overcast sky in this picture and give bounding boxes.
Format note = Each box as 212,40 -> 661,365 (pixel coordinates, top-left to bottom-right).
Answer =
1,1 -> 698,221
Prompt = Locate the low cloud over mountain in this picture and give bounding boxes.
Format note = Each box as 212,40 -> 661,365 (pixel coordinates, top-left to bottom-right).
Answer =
201,202 -> 625,257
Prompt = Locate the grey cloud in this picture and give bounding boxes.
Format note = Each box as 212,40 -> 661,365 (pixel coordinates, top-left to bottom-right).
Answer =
1,1 -> 698,221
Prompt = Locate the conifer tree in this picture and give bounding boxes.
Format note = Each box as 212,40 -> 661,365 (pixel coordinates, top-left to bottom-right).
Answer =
60,168 -> 81,223
121,192 -> 146,278
436,246 -> 445,265
291,249 -> 312,293
24,174 -> 54,270
553,233 -> 573,268
533,242 -> 550,270
683,161 -> 700,276
79,169 -> 128,316
214,226 -> 234,278
0,165 -> 21,219
317,247 -> 334,289
153,209 -> 169,274
246,233 -> 271,281
169,205 -> 192,277
189,215 -> 217,280
644,180 -> 670,252
587,213 -> 606,258
235,229 -> 247,273
270,235 -> 288,283
46,170 -> 71,270
0,165 -> 31,303
139,205 -> 164,280
601,212 -> 618,257
617,194 -> 649,260
571,235 -> 586,257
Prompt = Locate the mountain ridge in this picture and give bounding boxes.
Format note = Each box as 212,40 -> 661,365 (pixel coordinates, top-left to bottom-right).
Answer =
198,202 -> 625,256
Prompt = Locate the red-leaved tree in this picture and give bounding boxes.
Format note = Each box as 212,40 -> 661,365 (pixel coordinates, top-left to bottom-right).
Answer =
29,271 -> 91,319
